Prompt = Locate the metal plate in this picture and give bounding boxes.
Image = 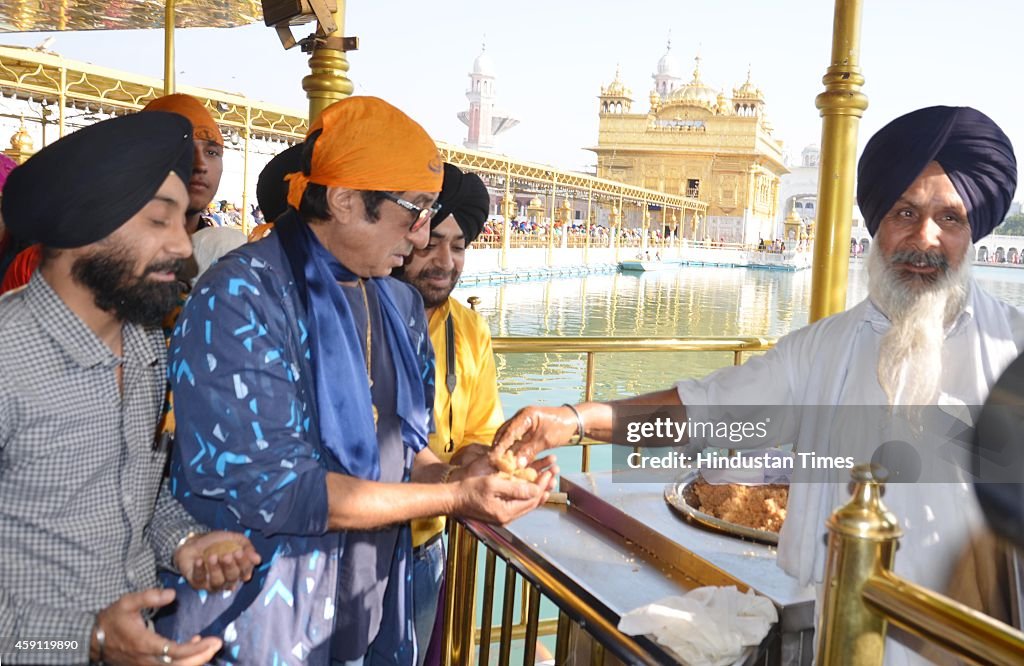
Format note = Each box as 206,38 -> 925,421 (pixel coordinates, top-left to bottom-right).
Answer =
664,469 -> 782,545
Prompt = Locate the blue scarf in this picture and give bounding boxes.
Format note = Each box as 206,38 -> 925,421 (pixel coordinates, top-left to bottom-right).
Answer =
276,212 -> 430,479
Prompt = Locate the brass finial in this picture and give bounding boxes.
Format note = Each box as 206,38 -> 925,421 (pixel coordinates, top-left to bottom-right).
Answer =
816,464 -> 902,664
467,296 -> 481,311
10,119 -> 33,153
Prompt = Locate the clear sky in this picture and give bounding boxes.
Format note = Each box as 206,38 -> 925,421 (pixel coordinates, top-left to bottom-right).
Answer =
1,0 -> 1020,197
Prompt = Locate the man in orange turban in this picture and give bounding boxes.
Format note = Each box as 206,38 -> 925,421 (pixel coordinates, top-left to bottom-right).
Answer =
141,93 -> 225,235
159,96 -> 556,664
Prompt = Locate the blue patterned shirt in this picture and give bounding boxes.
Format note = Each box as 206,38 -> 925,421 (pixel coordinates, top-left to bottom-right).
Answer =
157,233 -> 432,665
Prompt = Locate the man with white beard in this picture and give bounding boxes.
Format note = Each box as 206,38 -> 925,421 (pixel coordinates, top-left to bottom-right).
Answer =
491,106 -> 1023,664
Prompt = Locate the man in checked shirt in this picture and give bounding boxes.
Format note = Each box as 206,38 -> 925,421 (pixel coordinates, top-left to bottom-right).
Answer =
0,112 -> 259,665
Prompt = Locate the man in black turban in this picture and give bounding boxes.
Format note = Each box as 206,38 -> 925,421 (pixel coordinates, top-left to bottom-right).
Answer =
394,162 -> 504,661
0,112 -> 258,666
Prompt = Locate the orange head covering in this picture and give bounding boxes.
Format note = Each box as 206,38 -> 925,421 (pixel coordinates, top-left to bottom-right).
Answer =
285,96 -> 442,210
142,93 -> 224,146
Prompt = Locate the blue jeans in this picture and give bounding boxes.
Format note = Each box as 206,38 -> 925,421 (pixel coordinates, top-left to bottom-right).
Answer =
412,535 -> 445,666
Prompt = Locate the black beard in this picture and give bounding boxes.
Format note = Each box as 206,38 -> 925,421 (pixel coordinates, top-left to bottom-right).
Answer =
72,246 -> 184,327
402,267 -> 458,309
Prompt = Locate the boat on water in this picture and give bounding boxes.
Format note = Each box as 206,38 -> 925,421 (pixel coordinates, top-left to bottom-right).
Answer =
618,259 -> 678,271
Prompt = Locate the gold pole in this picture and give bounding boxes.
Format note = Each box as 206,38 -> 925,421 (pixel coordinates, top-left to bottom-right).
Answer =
547,174 -> 557,267
584,186 -> 593,264
163,0 -> 175,95
240,107 -> 252,234
57,64 -> 65,138
809,0 -> 868,322
440,521 -> 463,666
303,2 -> 355,125
816,465 -> 901,665
502,160 -> 512,270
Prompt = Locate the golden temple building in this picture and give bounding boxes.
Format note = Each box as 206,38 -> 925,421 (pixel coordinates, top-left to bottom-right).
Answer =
590,43 -> 788,245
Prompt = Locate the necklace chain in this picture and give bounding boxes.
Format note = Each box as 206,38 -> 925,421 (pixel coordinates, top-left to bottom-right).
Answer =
358,279 -> 378,430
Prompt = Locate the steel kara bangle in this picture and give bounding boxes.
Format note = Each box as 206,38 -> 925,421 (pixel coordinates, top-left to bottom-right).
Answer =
563,403 -> 585,445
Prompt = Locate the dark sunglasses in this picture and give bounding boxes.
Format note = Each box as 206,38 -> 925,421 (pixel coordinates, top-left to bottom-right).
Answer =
380,192 -> 441,233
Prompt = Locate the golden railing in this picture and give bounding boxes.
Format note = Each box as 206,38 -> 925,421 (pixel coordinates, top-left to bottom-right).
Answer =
818,467 -> 1024,665
441,335 -> 775,666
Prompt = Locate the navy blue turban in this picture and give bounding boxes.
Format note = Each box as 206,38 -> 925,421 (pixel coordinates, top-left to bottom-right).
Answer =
2,111 -> 193,249
857,106 -> 1017,243
430,162 -> 489,245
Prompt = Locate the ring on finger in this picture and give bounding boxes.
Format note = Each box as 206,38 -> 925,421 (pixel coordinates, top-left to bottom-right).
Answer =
160,643 -> 172,664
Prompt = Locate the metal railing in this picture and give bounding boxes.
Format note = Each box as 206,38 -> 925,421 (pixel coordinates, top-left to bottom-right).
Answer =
818,467 -> 1024,665
441,335 -> 775,666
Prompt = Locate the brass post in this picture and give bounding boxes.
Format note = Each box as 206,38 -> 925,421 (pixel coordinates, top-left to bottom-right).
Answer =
240,107 -> 252,233
498,565 -> 518,665
641,202 -> 650,254
547,174 -> 557,267
523,583 -> 542,665
440,521 -> 463,666
501,161 -> 512,270
163,0 -> 176,95
57,65 -> 65,138
584,186 -> 593,264
303,2 -> 354,126
478,549 -> 498,666
555,611 -> 571,665
810,0 -> 868,322
581,352 -> 596,472
816,465 -> 902,665
456,529 -> 479,662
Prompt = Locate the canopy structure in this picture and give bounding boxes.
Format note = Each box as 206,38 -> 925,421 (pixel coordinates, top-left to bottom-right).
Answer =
0,0 -> 262,32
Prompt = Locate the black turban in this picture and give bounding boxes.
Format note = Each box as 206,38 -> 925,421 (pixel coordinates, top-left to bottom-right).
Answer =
430,163 -> 489,245
857,106 -> 1017,243
1,111 -> 193,249
256,144 -> 302,222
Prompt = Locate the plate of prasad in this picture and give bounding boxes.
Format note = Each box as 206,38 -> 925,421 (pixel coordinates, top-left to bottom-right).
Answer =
663,449 -> 792,545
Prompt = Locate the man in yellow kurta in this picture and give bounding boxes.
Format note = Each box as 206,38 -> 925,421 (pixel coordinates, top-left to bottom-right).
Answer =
396,162 -> 504,663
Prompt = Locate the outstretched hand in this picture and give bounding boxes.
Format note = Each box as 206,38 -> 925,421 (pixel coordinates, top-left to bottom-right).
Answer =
491,405 -> 580,464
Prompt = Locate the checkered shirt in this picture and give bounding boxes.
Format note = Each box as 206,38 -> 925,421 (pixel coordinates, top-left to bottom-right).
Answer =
0,273 -> 200,664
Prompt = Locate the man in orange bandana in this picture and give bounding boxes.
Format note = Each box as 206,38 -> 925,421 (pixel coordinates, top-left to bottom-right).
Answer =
160,96 -> 557,664
142,93 -> 226,235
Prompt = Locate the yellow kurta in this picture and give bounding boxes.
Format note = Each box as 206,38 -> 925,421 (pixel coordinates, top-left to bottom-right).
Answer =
412,296 -> 504,547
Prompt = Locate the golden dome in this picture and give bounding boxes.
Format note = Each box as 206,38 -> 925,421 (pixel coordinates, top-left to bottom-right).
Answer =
664,54 -> 719,110
786,208 -> 802,224
601,64 -> 632,98
9,121 -> 33,153
733,65 -> 763,100
528,195 -> 543,208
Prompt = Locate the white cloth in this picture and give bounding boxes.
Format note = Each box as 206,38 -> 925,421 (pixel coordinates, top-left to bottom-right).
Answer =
618,586 -> 777,666
675,281 -> 1024,665
190,226 -> 246,282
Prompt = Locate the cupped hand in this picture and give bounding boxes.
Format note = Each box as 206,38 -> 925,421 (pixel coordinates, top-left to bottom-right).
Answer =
94,588 -> 223,666
175,531 -> 261,592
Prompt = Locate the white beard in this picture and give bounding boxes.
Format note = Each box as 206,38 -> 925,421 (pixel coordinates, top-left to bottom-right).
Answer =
867,242 -> 971,407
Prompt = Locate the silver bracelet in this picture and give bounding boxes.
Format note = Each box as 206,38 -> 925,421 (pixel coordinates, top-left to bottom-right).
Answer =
563,403 -> 585,445
175,530 -> 198,551
94,623 -> 106,663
